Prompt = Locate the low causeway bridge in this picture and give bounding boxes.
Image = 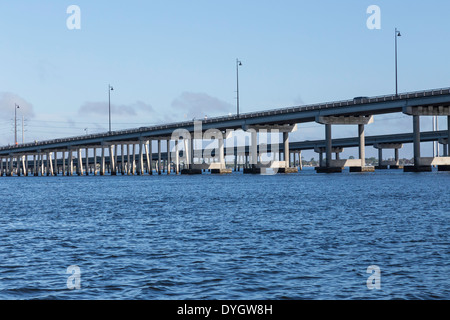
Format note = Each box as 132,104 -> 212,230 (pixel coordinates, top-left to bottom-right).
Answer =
0,87 -> 449,176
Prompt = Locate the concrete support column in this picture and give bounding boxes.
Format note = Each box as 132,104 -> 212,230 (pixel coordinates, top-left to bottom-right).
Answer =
236,148 -> 239,172
33,155 -> 37,176
114,144 -> 118,175
0,158 -> 3,176
138,140 -> 144,175
190,136 -> 195,168
448,116 -> 450,156
36,154 -> 39,176
144,141 -> 150,175
219,134 -> 225,168
46,153 -> 50,176
158,140 -> 162,174
148,141 -> 153,175
100,147 -> 105,176
41,153 -> 45,176
167,140 -> 171,175
77,149 -> 83,176
299,151 -> 303,171
109,145 -> 116,175
69,151 -> 74,176
22,155 -> 26,176
283,132 -> 289,168
126,144 -> 131,175
413,115 -> 421,166
120,144 -> 125,175
359,124 -> 366,167
175,140 -> 180,175
26,155 -> 30,176
92,148 -> 97,175
6,157 -> 10,176
54,152 -> 58,176
62,151 -> 66,176
395,148 -> 400,165
49,152 -> 55,176
21,155 -> 26,176
378,148 -> 383,166
16,156 -> 21,176
325,124 -> 332,168
131,144 -> 136,175
85,148 -> 89,176
183,138 -> 189,169
251,130 -> 258,168
10,157 -> 14,176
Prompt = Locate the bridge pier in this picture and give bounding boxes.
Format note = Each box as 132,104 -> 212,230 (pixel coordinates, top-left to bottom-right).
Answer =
315,147 -> 344,170
315,116 -> 375,173
403,108 -> 450,172
374,143 -> 403,169
243,125 -> 297,174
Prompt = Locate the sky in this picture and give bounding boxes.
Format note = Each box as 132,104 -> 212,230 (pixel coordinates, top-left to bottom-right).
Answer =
0,0 -> 449,158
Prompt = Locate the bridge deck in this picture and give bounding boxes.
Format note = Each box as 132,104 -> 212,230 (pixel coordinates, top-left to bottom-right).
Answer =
1,87 -> 450,156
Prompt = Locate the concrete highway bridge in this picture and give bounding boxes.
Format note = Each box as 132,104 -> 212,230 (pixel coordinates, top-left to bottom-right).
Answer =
0,87 -> 449,176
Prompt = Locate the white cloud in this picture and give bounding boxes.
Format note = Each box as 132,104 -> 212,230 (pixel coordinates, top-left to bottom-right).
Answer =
0,92 -> 35,120
171,92 -> 233,119
78,100 -> 154,117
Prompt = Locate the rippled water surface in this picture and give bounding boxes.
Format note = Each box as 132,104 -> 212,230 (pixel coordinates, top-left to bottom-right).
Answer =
0,169 -> 449,300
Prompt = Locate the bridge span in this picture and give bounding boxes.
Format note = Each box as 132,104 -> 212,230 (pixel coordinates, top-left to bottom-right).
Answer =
0,87 -> 449,176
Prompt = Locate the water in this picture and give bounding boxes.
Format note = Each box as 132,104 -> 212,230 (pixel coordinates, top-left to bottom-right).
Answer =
0,169 -> 449,300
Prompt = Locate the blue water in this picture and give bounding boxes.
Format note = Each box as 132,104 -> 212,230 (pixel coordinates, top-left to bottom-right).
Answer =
0,168 -> 449,300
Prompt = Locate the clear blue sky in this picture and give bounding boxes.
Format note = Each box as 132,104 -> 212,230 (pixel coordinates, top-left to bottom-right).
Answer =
0,0 -> 449,157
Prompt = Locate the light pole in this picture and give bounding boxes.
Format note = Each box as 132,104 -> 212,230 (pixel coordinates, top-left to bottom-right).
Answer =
236,59 -> 242,116
395,28 -> 401,96
14,104 -> 20,145
109,84 -> 114,133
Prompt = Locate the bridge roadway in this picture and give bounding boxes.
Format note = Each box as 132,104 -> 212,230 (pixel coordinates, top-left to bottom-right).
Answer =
0,87 -> 449,175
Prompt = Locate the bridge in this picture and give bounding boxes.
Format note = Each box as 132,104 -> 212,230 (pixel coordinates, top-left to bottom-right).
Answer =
0,87 -> 449,176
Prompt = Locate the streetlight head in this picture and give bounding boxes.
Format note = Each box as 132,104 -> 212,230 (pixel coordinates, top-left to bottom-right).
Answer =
397,31 -> 401,37
239,61 -> 242,66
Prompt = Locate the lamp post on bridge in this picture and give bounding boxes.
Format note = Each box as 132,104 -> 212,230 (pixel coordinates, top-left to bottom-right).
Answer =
395,28 -> 402,96
236,59 -> 242,117
14,104 -> 20,146
109,84 -> 114,133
